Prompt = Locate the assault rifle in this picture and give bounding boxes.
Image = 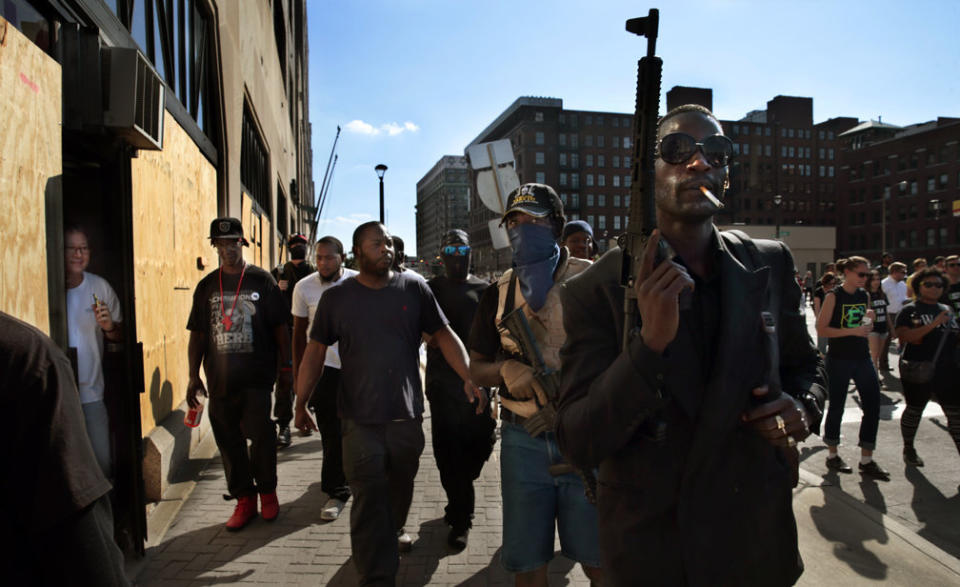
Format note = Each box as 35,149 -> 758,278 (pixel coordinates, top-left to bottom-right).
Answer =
620,9 -> 675,351
497,308 -> 597,504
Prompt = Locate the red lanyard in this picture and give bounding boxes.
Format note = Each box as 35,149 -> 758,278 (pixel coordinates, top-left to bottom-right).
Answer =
219,262 -> 246,331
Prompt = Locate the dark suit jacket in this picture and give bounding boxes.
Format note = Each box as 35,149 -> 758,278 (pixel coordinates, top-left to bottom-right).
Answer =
556,229 -> 826,587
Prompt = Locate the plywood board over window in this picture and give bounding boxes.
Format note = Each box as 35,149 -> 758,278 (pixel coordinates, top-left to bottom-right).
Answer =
0,17 -> 61,332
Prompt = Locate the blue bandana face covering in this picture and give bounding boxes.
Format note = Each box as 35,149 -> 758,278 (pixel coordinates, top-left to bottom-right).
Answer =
509,223 -> 560,311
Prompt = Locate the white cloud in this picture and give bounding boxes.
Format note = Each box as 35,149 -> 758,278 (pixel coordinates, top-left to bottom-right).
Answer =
344,119 -> 420,137
317,213 -> 373,227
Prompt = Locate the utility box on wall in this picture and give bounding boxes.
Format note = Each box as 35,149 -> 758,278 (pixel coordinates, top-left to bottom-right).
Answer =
102,47 -> 165,150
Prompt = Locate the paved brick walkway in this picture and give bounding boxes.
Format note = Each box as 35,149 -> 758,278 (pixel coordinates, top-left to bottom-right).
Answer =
136,405 -> 591,586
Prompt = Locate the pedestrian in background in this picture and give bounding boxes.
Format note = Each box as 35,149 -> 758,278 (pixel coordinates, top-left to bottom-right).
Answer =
866,270 -> 890,376
186,218 -> 291,531
881,262 -> 909,370
940,255 -> 960,315
813,272 -> 837,356
290,236 -> 357,521
425,229 -> 496,551
272,234 -> 315,448
64,224 -> 123,479
895,267 -> 960,482
817,256 -> 889,480
906,257 -> 928,299
560,220 -> 596,260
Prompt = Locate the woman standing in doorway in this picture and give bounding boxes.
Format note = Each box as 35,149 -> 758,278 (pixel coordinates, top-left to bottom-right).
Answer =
816,256 -> 889,480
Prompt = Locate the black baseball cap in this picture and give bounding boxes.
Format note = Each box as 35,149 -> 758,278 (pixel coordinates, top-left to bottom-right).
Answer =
208,217 -> 249,246
501,183 -> 563,223
441,229 -> 469,247
287,234 -> 308,247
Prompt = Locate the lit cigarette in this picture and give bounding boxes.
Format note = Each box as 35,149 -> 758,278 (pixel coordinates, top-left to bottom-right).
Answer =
700,185 -> 723,208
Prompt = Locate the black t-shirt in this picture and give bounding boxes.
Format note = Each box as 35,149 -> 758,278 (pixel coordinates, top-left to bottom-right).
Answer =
813,286 -> 826,306
273,261 -> 315,322
187,265 -> 287,395
868,289 -> 889,334
310,271 -> 448,423
896,301 -> 959,363
940,281 -> 960,316
0,312 -> 112,535
827,287 -> 870,359
468,282 -> 504,358
426,274 -> 488,389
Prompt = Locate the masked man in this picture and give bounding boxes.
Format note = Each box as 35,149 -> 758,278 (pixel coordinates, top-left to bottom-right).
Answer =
425,229 -> 496,551
468,184 -> 601,586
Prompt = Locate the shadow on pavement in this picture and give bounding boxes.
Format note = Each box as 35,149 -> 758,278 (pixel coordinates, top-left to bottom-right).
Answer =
138,481 -> 330,585
904,465 -> 960,559
809,471 -> 889,580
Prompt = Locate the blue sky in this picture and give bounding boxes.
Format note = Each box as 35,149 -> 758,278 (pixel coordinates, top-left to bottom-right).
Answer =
306,0 -> 960,258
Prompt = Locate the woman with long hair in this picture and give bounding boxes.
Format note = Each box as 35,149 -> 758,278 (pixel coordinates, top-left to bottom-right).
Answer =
816,256 -> 889,480
866,270 -> 890,376
895,267 -> 960,480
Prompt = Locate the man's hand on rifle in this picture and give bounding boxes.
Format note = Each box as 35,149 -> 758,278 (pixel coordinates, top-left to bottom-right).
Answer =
636,230 -> 695,354
499,359 -> 547,404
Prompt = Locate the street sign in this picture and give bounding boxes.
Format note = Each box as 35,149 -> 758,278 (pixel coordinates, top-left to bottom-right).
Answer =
467,139 -> 519,250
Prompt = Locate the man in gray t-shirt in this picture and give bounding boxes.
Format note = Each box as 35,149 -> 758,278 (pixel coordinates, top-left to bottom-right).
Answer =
294,221 -> 484,585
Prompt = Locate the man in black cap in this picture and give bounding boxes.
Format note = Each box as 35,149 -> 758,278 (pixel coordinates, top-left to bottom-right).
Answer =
425,229 -> 496,551
186,217 -> 291,531
561,220 -> 596,261
468,183 -> 601,585
272,234 -> 316,447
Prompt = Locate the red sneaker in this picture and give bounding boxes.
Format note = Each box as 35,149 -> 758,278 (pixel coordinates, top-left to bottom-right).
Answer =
225,495 -> 258,531
260,491 -> 280,522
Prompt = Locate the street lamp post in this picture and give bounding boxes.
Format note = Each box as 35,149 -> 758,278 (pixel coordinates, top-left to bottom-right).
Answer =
773,194 -> 783,239
375,164 -> 388,224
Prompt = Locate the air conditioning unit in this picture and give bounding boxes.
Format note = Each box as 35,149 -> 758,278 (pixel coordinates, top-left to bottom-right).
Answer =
101,47 -> 165,150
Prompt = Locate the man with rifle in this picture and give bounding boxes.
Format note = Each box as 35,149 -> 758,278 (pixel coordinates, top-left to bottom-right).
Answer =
555,10 -> 826,586
468,183 -> 601,586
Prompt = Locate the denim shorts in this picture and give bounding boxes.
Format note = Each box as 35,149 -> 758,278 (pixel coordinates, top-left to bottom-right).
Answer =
500,420 -> 601,573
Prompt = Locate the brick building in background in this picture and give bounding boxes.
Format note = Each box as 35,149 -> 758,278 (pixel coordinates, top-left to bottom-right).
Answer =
415,155 -> 470,270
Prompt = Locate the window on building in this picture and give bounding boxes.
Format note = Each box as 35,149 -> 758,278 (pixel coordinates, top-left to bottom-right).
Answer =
586,174 -> 594,187
623,137 -> 631,149
927,176 -> 936,192
535,111 -> 544,122
571,153 -> 579,168
613,194 -> 621,207
611,117 -> 619,128
613,176 -> 620,187
535,132 -> 545,145
939,173 -> 949,189
598,175 -> 606,187
536,172 -> 546,183
586,194 -> 595,207
781,146 -> 788,157
612,136 -> 620,148
742,126 -> 750,136
585,135 -> 593,147
625,195 -> 631,208
586,154 -> 594,167
598,155 -> 605,167
587,215 -> 595,226
559,173 -> 568,186
571,173 -> 580,188
597,194 -> 606,207
559,133 -> 566,146
596,116 -> 604,126
911,180 -> 918,195
614,215 -> 621,230
241,102 -> 270,215
535,152 -> 545,165
734,144 -> 741,155
624,156 -> 631,168
585,115 -> 593,126
765,144 -> 772,157
560,193 -> 568,205
765,127 -> 771,137
559,153 -> 567,166
597,136 -> 605,148
613,156 -> 620,168
273,0 -> 287,81
828,166 -> 835,177
624,175 -> 632,187
598,215 -> 606,229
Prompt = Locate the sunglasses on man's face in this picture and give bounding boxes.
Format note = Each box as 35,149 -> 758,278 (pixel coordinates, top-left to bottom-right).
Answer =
442,245 -> 470,256
920,281 -> 944,289
854,272 -> 870,278
657,133 -> 734,168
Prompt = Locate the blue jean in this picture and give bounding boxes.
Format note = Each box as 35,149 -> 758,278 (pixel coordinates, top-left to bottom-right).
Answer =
81,400 -> 112,479
500,421 -> 600,573
823,356 -> 880,450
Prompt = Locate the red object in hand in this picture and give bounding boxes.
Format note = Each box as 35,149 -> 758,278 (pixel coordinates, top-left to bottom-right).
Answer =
185,402 -> 204,427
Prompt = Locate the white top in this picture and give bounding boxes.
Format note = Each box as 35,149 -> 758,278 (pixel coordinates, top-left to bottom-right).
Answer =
66,272 -> 122,404
291,268 -> 358,368
881,275 -> 908,313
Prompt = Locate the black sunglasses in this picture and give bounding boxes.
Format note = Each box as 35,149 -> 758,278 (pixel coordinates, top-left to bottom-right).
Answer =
442,245 -> 470,256
920,281 -> 944,289
657,133 -> 734,168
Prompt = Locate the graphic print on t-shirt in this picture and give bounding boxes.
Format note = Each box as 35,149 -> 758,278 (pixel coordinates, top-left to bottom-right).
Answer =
841,303 -> 866,328
209,293 -> 256,352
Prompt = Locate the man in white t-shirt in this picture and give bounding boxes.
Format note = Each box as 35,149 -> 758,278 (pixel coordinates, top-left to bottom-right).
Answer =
65,225 -> 123,478
880,261 -> 908,370
291,236 -> 358,520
